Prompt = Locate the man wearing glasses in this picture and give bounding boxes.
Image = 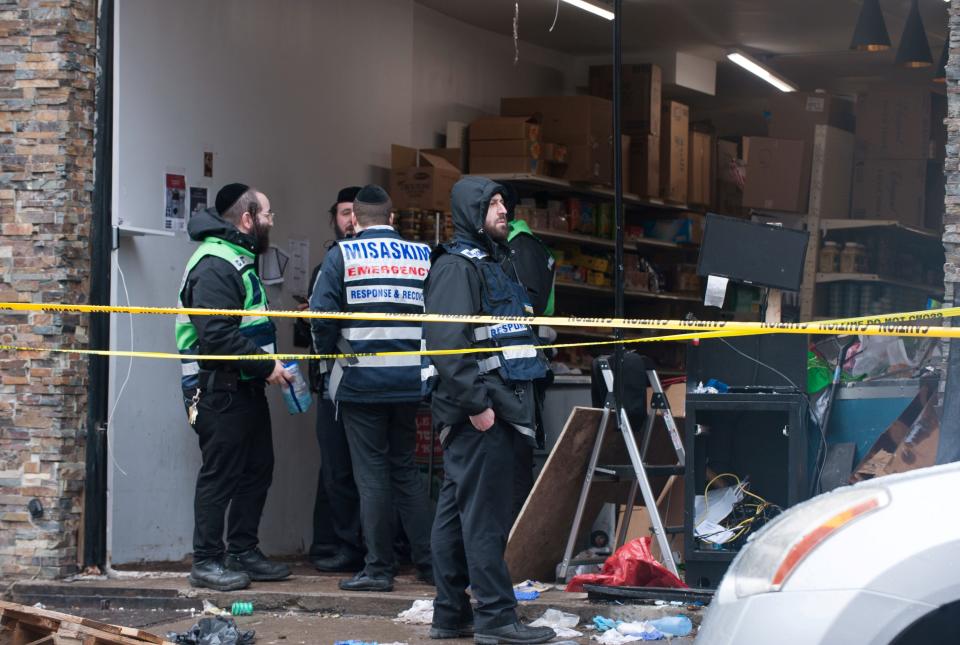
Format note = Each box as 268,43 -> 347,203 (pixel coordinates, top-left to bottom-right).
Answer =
175,183 -> 292,591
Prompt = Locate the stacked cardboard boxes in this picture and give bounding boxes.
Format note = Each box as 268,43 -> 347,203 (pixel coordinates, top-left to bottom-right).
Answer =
588,64 -> 664,198
468,116 -> 542,175
660,101 -> 689,203
501,95 -> 613,184
851,88 -> 932,228
389,145 -> 461,212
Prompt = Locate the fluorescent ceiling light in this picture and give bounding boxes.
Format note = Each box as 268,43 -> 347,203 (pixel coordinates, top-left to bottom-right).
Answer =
561,0 -> 615,21
726,50 -> 797,93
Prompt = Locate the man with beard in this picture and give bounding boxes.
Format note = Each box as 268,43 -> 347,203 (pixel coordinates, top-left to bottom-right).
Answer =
307,186 -> 366,573
175,183 -> 292,591
421,177 -> 555,643
310,185 -> 434,592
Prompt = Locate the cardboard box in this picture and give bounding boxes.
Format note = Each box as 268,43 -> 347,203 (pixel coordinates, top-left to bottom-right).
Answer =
643,213 -> 704,244
629,134 -> 660,198
588,64 -> 661,135
688,130 -> 713,206
809,125 -> 855,218
851,158 -> 926,227
421,147 -> 463,171
501,96 -> 613,183
741,137 -> 806,212
855,88 -> 932,160
715,138 -> 743,216
469,139 -> 541,158
768,92 -> 855,140
660,101 -> 689,203
389,144 -> 461,212
769,92 -> 855,210
469,116 -> 540,142
469,156 -> 542,175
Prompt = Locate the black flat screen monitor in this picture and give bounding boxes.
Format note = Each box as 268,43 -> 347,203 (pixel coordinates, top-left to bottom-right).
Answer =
696,213 -> 809,292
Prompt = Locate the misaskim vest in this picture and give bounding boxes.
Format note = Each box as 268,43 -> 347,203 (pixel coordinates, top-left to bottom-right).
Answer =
422,239 -> 548,395
175,238 -> 277,390
330,227 -> 431,402
507,218 -> 556,316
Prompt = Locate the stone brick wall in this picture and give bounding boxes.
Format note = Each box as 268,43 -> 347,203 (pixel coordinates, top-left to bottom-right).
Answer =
944,2 -> 960,382
0,0 -> 96,579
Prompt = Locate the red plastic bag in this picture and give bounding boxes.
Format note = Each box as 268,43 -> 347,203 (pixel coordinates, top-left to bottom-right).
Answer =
565,536 -> 687,592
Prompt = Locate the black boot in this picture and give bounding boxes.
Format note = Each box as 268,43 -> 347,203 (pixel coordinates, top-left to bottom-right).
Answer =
338,570 -> 394,592
474,622 -> 556,645
188,558 -> 250,592
429,623 -> 474,639
225,547 -> 291,581
312,549 -> 365,573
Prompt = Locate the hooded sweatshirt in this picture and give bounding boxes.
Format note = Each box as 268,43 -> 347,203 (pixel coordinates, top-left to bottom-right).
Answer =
423,177 -> 538,437
177,208 -> 275,383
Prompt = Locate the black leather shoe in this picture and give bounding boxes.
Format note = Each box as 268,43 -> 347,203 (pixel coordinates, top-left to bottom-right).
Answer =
225,547 -> 291,581
312,550 -> 365,573
188,559 -> 250,592
430,623 -> 474,639
338,571 -> 393,592
474,622 -> 555,645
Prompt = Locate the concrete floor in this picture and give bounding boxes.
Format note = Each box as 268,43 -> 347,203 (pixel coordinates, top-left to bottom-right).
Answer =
10,563 -> 702,643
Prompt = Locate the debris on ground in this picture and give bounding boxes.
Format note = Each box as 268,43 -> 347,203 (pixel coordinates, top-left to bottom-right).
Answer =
166,616 -> 255,645
529,608 -> 583,638
393,599 -> 434,625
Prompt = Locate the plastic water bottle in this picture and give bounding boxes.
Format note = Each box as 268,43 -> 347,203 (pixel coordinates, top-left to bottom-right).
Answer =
648,615 -> 693,637
281,361 -> 312,414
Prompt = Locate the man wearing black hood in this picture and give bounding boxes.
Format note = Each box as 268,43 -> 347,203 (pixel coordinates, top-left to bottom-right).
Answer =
175,183 -> 292,591
422,177 -> 555,644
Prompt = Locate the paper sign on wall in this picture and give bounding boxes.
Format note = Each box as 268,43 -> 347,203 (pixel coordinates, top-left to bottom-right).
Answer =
189,187 -> 207,222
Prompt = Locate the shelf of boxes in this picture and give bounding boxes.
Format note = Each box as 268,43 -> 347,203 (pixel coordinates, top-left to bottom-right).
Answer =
477,173 -> 690,211
531,227 -> 695,253
819,219 -> 941,242
554,280 -> 702,303
815,272 -> 944,296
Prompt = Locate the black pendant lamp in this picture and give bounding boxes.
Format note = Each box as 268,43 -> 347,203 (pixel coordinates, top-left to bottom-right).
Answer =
934,40 -> 948,83
895,0 -> 933,68
850,0 -> 891,52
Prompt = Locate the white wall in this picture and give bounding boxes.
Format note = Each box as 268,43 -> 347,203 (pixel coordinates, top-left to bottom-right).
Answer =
411,3 -> 573,147
109,0 -> 570,564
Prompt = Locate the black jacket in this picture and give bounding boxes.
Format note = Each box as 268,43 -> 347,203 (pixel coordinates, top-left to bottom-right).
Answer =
423,177 -> 537,432
504,231 -> 553,316
179,208 -> 274,381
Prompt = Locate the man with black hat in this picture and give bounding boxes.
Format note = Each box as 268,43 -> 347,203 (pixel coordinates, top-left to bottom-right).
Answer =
175,183 -> 292,591
420,177 -> 555,643
306,186 -> 366,573
310,184 -> 434,592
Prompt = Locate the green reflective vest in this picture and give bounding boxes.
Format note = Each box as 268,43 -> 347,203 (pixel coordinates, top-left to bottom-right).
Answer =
175,238 -> 276,389
507,219 -> 556,316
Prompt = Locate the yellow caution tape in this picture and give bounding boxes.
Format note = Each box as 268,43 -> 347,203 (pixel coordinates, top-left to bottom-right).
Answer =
0,301 -> 954,362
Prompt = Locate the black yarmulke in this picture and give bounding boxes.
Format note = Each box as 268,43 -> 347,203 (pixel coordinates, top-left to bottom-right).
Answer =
336,186 -> 362,204
215,183 -> 250,215
354,184 -> 390,205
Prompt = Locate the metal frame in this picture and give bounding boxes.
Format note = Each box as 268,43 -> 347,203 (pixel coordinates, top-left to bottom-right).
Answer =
556,362 -> 684,580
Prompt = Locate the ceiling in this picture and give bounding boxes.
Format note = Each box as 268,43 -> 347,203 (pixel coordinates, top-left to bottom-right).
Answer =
415,0 -> 950,94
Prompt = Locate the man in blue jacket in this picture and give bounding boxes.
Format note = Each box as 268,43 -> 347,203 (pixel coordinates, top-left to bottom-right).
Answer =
310,185 -> 434,592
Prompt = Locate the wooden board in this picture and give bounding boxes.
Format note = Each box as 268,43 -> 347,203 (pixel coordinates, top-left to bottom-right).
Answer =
506,406 -> 673,582
0,601 -> 173,645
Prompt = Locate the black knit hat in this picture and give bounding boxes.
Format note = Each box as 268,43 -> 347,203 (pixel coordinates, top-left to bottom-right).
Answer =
337,186 -> 361,204
215,182 -> 250,215
354,184 -> 391,205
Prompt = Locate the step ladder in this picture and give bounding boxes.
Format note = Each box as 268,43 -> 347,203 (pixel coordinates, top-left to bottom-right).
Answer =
556,358 -> 685,580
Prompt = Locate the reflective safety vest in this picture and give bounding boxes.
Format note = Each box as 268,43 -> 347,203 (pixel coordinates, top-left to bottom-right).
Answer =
422,240 -> 548,394
329,228 -> 431,402
175,238 -> 277,390
507,218 -> 556,316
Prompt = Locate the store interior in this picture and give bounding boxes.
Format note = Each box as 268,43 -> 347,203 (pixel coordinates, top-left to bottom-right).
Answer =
106,0 -> 949,579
